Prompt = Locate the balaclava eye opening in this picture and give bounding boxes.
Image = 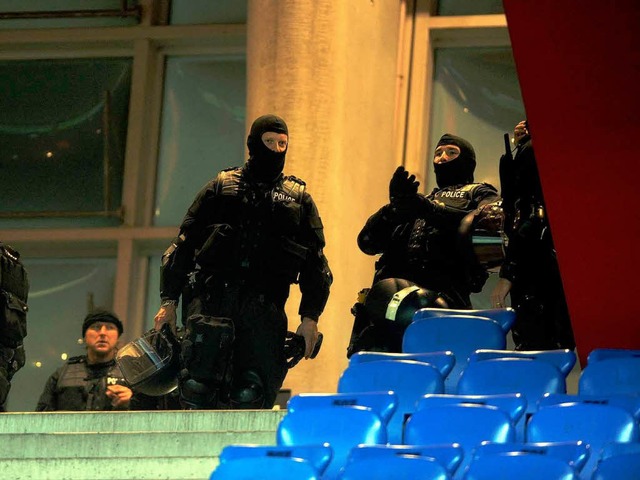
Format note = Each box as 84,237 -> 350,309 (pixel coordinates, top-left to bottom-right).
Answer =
434,133 -> 476,188
245,114 -> 288,183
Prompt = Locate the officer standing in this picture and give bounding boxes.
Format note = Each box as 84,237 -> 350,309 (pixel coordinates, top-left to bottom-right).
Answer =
490,121 -> 575,350
350,134 -> 499,354
0,242 -> 29,412
154,114 -> 332,410
36,310 -> 132,411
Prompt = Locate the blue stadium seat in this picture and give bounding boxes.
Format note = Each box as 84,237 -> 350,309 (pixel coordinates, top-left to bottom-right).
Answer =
537,393 -> 640,421
277,405 -> 387,480
527,402 -> 640,478
578,357 -> 640,395
416,393 -> 527,426
346,443 -> 463,477
287,391 -> 398,426
457,357 -> 567,440
349,350 -> 456,379
463,452 -> 579,480
403,315 -> 508,393
338,359 -> 444,444
210,456 -> 320,480
470,349 -> 577,376
471,441 -> 590,474
586,348 -> 640,364
592,451 -> 640,480
218,444 -> 332,476
405,402 -> 516,478
413,307 -> 516,332
339,454 -> 451,480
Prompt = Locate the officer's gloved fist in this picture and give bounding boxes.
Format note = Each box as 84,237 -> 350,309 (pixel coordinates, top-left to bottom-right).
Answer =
389,166 -> 420,203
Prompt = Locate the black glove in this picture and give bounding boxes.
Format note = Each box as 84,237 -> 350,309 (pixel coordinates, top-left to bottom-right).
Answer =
389,166 -> 420,202
284,332 -> 323,369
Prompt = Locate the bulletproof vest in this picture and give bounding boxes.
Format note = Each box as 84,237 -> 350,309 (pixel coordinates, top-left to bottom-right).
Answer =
55,356 -> 127,411
0,243 -> 29,349
197,167 -> 308,284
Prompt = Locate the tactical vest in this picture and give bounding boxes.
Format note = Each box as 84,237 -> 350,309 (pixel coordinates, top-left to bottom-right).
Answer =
0,243 -> 28,349
197,167 -> 308,284
55,356 -> 127,411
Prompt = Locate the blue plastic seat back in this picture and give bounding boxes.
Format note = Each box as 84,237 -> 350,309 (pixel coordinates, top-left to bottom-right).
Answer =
218,444 -> 332,476
538,393 -> 640,420
339,454 -> 451,480
413,307 -> 516,332
349,350 -> 456,379
416,393 -> 527,425
587,348 -> 640,364
457,358 -> 566,441
472,441 -> 590,473
405,403 -> 515,479
579,357 -> 640,395
338,360 -> 444,444
210,456 -> 320,480
592,452 -> 640,480
470,349 -> 577,376
463,452 -> 579,480
286,391 -> 398,425
527,402 -> 640,478
347,443 -> 463,476
403,315 -> 506,393
276,406 -> 387,480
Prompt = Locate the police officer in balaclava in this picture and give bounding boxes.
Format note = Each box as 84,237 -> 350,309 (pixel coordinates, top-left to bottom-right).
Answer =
350,133 -> 499,355
154,114 -> 332,410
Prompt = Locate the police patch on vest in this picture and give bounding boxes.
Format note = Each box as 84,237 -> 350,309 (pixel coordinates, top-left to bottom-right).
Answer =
272,190 -> 296,203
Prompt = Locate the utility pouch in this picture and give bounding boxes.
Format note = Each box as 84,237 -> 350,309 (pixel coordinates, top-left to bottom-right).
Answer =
0,291 -> 28,348
181,314 -> 235,385
195,224 -> 236,268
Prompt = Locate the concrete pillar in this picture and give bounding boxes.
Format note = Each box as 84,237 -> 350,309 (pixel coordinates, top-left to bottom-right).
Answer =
246,0 -> 402,395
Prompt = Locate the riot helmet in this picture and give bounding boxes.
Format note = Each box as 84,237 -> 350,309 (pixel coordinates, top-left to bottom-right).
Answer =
115,324 -> 180,396
364,278 -> 448,329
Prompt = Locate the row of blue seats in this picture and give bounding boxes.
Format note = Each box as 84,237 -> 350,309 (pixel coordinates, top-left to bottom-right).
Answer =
211,394 -> 640,479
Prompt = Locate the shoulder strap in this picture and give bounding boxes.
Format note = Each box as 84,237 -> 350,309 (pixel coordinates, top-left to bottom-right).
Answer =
280,175 -> 306,204
215,167 -> 244,196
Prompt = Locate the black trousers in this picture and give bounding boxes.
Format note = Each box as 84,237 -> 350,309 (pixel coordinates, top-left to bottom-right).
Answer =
186,283 -> 289,408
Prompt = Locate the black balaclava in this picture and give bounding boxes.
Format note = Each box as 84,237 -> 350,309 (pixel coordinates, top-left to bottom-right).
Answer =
434,133 -> 476,188
245,114 -> 288,183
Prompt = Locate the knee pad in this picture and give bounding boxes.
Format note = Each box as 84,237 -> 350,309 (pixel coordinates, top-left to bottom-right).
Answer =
180,315 -> 234,385
230,370 -> 265,409
178,375 -> 220,410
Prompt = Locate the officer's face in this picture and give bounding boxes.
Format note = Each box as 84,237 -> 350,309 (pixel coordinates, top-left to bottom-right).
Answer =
433,144 -> 461,164
84,322 -> 119,357
261,132 -> 288,152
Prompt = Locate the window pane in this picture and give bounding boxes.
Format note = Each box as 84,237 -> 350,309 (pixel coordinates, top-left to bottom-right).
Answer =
437,0 -> 503,16
154,55 -> 246,226
0,0 -> 140,29
170,0 -> 247,25
428,47 -> 525,193
0,58 -> 131,228
6,257 -> 117,412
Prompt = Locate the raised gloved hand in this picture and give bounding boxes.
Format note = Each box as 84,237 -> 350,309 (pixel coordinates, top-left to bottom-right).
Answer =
389,166 -> 420,202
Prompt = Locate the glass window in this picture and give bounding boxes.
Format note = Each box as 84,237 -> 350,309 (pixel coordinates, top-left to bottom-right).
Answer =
0,58 -> 132,228
154,55 -> 246,226
6,257 -> 117,412
0,0 -> 140,29
437,0 -> 504,16
427,47 -> 525,194
170,0 -> 247,25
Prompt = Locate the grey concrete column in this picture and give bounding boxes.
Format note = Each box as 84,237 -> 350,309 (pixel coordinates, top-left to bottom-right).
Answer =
247,0 -> 402,395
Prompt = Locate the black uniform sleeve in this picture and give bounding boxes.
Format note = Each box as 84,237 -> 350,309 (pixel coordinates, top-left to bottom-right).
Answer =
357,204 -> 399,255
297,192 -> 332,321
160,179 -> 218,301
35,368 -> 60,411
